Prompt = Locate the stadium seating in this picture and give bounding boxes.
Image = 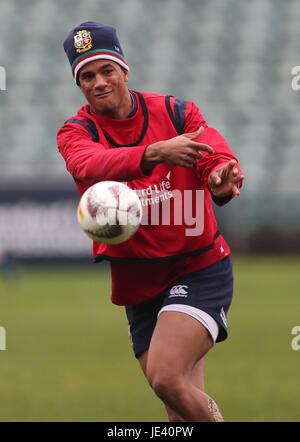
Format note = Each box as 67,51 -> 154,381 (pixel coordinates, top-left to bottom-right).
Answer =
1,0 -> 299,243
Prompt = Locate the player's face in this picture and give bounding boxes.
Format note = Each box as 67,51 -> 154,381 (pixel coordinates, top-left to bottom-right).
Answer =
78,59 -> 131,119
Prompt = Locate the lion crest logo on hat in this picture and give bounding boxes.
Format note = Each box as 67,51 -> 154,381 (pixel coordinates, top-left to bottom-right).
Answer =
74,30 -> 92,53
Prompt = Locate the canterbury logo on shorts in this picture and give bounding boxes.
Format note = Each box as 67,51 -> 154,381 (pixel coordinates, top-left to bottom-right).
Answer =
169,285 -> 189,297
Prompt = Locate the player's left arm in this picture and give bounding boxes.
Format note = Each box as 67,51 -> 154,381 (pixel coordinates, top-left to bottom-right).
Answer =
183,101 -> 244,205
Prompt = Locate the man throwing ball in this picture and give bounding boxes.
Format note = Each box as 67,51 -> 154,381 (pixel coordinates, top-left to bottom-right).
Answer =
57,21 -> 244,422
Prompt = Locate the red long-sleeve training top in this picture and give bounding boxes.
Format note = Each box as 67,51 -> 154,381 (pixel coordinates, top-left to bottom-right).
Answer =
57,90 -> 242,305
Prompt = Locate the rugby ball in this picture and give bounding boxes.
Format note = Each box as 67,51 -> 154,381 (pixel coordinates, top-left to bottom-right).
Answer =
77,181 -> 142,244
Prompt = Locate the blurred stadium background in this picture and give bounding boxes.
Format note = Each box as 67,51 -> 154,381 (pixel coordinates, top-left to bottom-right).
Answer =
0,0 -> 300,422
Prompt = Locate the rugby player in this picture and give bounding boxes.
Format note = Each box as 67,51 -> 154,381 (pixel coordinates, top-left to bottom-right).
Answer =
57,22 -> 244,422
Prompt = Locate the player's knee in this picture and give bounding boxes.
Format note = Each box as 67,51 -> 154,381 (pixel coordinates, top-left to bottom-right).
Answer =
148,370 -> 186,407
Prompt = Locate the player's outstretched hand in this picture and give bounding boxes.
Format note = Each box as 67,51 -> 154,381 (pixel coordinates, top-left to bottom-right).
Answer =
208,159 -> 244,198
142,126 -> 214,171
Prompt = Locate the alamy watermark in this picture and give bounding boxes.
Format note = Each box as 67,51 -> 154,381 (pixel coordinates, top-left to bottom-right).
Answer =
0,326 -> 6,350
101,186 -> 205,237
291,66 -> 300,91
291,326 -> 300,351
0,66 -> 6,91
136,188 -> 204,236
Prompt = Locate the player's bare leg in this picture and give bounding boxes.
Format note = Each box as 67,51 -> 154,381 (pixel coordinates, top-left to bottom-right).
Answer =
139,311 -> 224,422
140,354 -> 207,422
165,357 -> 205,422
139,351 -> 187,421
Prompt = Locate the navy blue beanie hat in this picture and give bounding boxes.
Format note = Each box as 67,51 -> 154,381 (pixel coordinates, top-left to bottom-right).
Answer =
63,21 -> 129,84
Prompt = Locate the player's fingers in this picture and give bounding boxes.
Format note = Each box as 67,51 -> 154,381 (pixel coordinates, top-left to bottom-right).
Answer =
188,141 -> 214,154
226,159 -> 237,170
232,185 -> 240,196
186,149 -> 203,161
233,174 -> 244,184
209,172 -> 222,186
183,126 -> 204,139
221,160 -> 237,179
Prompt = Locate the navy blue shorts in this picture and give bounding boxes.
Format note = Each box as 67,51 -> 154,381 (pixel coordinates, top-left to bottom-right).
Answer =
125,257 -> 234,358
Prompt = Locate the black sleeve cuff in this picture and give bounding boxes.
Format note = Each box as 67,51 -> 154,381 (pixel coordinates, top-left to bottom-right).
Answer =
211,191 -> 234,206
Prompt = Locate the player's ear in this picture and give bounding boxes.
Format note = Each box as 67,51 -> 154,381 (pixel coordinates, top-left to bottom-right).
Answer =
76,71 -> 82,89
121,67 -> 130,83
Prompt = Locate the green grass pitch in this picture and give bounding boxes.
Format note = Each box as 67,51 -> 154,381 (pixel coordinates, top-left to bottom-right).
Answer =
0,255 -> 299,422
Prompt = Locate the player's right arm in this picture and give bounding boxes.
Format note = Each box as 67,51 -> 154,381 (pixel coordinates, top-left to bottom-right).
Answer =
57,123 -> 149,184
141,126 -> 214,172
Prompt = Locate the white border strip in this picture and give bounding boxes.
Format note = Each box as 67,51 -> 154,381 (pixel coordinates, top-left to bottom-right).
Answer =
74,54 -> 130,83
158,304 -> 219,344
